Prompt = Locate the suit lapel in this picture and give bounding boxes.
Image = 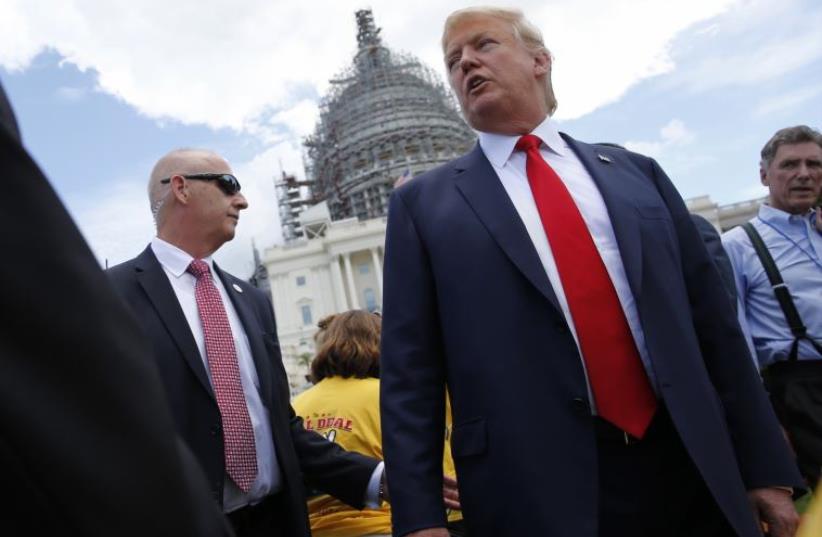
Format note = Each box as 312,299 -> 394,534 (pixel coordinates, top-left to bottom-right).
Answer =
214,265 -> 274,405
134,246 -> 214,396
562,134 -> 643,300
453,145 -> 562,312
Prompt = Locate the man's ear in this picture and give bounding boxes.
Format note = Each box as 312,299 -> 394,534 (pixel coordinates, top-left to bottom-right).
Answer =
760,165 -> 769,187
169,175 -> 190,204
533,49 -> 551,77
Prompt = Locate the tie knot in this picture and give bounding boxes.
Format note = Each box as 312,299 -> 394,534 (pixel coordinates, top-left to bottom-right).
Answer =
515,134 -> 542,153
187,259 -> 211,279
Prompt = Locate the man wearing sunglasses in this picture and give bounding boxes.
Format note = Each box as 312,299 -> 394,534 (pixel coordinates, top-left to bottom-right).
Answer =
108,149 -> 384,537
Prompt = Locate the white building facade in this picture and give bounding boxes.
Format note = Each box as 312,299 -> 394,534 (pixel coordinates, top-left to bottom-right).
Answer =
264,214 -> 386,394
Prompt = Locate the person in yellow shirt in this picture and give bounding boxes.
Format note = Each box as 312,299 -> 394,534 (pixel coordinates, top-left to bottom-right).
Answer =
293,310 -> 463,537
798,489 -> 820,537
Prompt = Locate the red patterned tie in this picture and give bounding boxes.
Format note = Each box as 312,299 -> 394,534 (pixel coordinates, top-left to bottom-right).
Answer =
516,134 -> 657,438
188,259 -> 257,491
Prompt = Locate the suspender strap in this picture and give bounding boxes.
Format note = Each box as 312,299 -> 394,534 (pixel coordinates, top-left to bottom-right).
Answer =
741,222 -> 822,360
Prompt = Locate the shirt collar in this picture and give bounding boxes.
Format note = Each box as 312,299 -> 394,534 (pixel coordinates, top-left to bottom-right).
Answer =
477,115 -> 565,168
758,203 -> 816,227
151,236 -> 215,278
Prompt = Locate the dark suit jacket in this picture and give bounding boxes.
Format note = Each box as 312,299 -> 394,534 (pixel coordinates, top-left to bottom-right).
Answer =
0,82 -> 231,535
380,137 -> 802,537
108,246 -> 379,537
691,213 -> 738,310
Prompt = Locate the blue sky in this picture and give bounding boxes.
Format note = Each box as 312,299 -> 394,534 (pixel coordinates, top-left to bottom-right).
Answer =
2,0 -> 821,277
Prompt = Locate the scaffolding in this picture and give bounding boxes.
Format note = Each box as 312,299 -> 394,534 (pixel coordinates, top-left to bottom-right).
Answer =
304,8 -> 476,222
275,170 -> 316,242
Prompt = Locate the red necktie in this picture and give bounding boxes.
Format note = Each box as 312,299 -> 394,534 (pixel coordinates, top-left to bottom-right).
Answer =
516,134 -> 657,438
188,259 -> 258,491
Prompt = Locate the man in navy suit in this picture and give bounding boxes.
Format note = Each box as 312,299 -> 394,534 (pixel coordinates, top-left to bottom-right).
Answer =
379,7 -> 801,537
108,149 -> 383,537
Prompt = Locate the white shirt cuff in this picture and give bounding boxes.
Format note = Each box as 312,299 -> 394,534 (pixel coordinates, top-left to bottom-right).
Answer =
363,461 -> 385,508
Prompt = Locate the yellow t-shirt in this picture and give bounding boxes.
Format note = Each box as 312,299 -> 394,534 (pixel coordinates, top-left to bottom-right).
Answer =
292,376 -> 461,537
798,492 -> 821,537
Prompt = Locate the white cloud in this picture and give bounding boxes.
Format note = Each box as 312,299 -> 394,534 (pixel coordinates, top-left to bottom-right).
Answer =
668,0 -> 822,93
625,119 -> 696,158
245,98 -> 321,144
272,99 -> 320,139
1,0 -> 360,133
535,0 -> 739,119
2,0 -> 758,271
65,177 -> 155,269
754,86 -> 822,117
0,0 -> 740,131
55,85 -> 87,102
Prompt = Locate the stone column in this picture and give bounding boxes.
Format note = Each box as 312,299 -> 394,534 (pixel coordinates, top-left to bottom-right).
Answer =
370,247 -> 383,296
343,252 -> 360,309
329,255 -> 348,311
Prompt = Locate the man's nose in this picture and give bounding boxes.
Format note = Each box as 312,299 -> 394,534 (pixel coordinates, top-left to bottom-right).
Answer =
235,193 -> 249,209
795,163 -> 814,181
460,49 -> 480,72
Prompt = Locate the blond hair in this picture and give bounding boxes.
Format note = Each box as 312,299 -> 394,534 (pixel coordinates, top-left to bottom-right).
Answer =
442,6 -> 557,116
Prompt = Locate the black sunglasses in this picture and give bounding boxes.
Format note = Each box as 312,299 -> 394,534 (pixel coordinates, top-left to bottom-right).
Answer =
161,173 -> 241,195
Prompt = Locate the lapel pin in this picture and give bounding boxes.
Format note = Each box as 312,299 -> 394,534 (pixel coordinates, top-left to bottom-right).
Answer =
597,154 -> 612,164
232,283 -> 243,293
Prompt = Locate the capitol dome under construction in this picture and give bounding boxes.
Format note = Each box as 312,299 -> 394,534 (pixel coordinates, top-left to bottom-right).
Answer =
300,9 -> 476,226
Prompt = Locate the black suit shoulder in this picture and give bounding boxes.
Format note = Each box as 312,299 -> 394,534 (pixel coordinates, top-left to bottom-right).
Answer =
106,255 -> 141,283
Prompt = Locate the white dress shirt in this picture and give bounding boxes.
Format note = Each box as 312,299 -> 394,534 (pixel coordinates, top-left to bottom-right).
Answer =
151,237 -> 281,512
477,118 -> 659,410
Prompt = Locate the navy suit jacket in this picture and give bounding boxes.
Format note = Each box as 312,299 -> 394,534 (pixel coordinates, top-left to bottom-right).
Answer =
380,137 -> 802,537
690,213 -> 738,310
108,246 -> 378,537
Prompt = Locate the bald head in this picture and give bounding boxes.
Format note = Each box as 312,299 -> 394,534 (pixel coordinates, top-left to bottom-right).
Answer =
148,148 -> 228,226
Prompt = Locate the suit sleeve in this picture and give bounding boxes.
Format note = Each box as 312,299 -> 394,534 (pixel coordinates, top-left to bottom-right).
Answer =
289,409 -> 379,509
379,190 -> 449,535
647,158 -> 803,490
690,214 -> 737,309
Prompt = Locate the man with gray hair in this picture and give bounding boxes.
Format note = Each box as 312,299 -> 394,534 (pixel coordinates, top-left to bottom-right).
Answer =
722,125 -> 822,490
379,6 -> 802,537
108,148 -> 385,537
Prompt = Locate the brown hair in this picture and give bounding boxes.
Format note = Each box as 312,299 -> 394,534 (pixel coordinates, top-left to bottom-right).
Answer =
313,313 -> 338,346
310,310 -> 381,383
